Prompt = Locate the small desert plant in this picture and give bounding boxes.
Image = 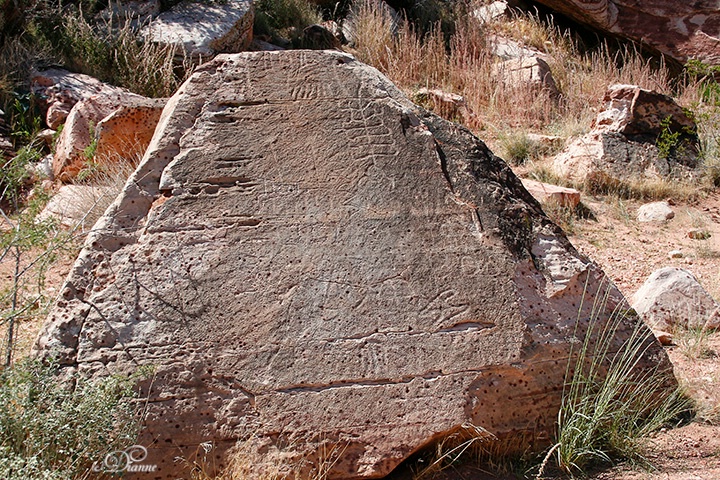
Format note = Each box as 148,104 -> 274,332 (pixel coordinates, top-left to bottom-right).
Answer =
0,358 -> 144,479
499,131 -> 539,165
28,5 -> 189,98
673,324 -> 716,360
0,144 -> 42,210
537,291 -> 692,477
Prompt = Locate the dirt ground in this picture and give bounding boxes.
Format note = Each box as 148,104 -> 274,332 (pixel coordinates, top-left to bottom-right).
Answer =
561,191 -> 720,479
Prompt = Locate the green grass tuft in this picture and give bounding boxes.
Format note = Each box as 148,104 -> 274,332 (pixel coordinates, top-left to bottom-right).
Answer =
538,287 -> 693,477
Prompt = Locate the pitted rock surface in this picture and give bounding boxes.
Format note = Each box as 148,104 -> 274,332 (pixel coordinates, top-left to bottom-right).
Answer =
34,51 -> 672,479
532,0 -> 720,65
95,99 -> 166,161
53,94 -> 164,181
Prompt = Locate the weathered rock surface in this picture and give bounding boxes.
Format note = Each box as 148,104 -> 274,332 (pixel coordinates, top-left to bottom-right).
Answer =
531,0 -> 720,65
53,94 -> 164,181
31,68 -> 135,129
34,51 -> 671,479
473,0 -> 510,24
521,179 -> 581,208
554,84 -> 700,184
637,201 -> 675,223
632,267 -> 720,331
592,85 -> 696,137
94,98 -> 166,162
492,56 -> 559,96
142,0 -> 254,59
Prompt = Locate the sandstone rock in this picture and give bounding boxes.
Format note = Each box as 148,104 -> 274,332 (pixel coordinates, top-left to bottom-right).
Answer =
31,69 -> 133,129
34,51 -> 672,479
95,98 -> 166,162
637,201 -> 675,223
531,0 -> 720,66
521,179 -> 581,208
53,94 -> 163,182
142,0 -> 254,59
413,87 -> 478,127
593,85 -> 697,137
493,56 -> 559,96
632,267 -> 720,331
553,85 -> 700,184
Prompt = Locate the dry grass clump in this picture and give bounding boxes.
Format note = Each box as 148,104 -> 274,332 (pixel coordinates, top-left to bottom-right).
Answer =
350,2 -> 674,138
49,12 -> 190,98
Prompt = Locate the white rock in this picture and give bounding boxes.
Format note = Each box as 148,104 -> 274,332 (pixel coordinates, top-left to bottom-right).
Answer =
637,201 -> 675,222
492,56 -> 559,95
632,267 -> 720,330
142,0 -> 254,58
473,1 -> 509,24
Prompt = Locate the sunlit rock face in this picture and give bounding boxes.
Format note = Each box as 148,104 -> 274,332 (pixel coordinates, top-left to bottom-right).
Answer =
34,51 -> 672,479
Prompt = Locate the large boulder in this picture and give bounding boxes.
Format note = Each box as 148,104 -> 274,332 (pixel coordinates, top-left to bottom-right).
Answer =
531,0 -> 720,65
31,69 -> 134,129
141,0 -> 254,59
554,84 -> 700,184
34,51 -> 672,479
53,94 -> 165,182
632,267 -> 720,331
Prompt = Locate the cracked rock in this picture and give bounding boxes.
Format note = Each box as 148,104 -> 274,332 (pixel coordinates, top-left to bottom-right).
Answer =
34,51 -> 674,479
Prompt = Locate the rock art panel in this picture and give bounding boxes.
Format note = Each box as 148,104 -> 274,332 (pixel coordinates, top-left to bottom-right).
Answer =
34,51 -> 673,479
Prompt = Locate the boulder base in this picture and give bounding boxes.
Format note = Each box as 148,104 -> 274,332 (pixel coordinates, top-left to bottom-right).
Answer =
35,51 -> 671,479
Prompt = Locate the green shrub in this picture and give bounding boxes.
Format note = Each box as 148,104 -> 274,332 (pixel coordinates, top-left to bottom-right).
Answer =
0,359 -> 144,480
0,145 -> 41,210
